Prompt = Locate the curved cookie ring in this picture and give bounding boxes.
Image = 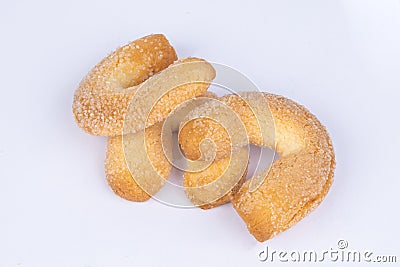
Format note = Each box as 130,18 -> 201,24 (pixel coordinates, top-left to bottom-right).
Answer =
179,92 -> 335,241
73,34 -> 177,136
73,34 -> 215,136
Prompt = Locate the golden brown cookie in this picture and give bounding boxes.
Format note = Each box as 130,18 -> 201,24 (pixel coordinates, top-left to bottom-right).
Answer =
73,34 -> 216,136
178,92 -> 335,241
105,123 -> 171,201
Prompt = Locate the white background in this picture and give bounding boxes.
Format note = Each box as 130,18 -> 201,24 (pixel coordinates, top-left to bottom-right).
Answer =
1,0 -> 400,266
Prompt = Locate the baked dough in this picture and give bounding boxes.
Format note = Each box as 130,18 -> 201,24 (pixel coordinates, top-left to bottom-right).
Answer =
179,92 -> 335,241
73,34 -> 215,136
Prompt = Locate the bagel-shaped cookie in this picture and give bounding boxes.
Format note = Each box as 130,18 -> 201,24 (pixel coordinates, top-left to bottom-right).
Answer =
73,34 -> 216,136
178,92 -> 335,241
73,34 -> 177,136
